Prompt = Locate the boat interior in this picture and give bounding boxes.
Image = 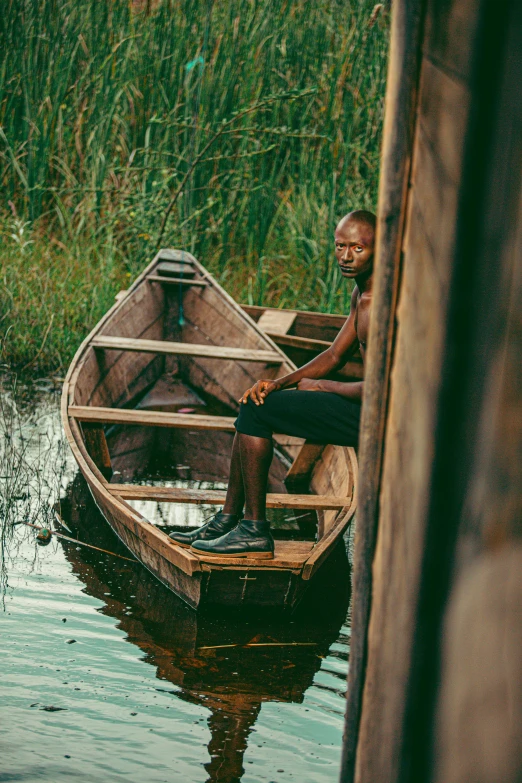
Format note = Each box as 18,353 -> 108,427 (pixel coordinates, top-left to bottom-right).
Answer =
65,250 -> 357,577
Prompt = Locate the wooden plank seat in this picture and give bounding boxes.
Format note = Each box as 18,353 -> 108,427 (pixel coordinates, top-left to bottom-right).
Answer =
90,335 -> 282,363
257,309 -> 297,335
147,274 -> 208,287
197,539 -> 315,570
156,260 -> 195,277
267,332 -> 331,352
108,483 -> 352,510
69,405 -> 236,431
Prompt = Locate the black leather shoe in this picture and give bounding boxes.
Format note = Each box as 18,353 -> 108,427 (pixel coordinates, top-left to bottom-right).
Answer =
169,511 -> 239,548
190,519 -> 274,559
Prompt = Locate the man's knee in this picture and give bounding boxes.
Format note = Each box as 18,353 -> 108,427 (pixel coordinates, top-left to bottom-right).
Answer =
237,396 -> 258,423
235,396 -> 274,439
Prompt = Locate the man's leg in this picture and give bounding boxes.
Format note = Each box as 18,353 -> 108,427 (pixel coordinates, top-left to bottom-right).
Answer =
222,433 -> 246,516
190,390 -> 361,559
168,432 -> 244,547
239,433 -> 273,521
191,429 -> 275,559
188,404 -> 277,559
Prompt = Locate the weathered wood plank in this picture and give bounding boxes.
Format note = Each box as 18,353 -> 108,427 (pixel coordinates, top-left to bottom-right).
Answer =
404,8 -> 522,780
91,335 -> 282,363
257,309 -> 297,335
73,285 -> 165,407
182,286 -> 277,351
242,304 -> 346,337
193,538 -> 314,569
63,414 -> 202,580
352,2 -> 522,782
70,405 -> 236,431
418,57 -> 470,185
434,547 -> 522,783
302,496 -> 357,580
424,0 -> 481,82
147,274 -> 208,287
284,441 -> 325,491
81,423 -> 112,480
155,260 -> 195,277
109,483 -> 353,510
341,0 -> 427,780
106,491 -> 202,577
267,332 -> 331,352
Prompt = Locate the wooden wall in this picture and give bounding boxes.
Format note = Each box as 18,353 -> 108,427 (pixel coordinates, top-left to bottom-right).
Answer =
342,0 -> 522,781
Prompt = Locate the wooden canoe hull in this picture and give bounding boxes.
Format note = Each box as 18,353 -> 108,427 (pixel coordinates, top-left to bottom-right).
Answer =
61,249 -> 358,610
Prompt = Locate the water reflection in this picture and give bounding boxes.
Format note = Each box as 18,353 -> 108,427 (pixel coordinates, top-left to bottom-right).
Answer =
0,374 -> 73,602
59,474 -> 350,782
1,378 -> 351,781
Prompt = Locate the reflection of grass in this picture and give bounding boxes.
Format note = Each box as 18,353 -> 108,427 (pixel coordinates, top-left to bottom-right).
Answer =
0,0 -> 389,374
0,371 -> 71,601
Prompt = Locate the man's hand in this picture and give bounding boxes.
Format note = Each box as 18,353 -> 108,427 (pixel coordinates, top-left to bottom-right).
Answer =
239,379 -> 282,405
297,378 -> 325,392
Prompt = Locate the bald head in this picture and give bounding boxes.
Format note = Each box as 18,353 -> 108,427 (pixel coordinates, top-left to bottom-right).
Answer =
334,210 -> 376,281
337,210 -> 376,236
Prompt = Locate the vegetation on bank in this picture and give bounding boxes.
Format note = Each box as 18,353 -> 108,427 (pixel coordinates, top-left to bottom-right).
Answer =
0,0 -> 389,374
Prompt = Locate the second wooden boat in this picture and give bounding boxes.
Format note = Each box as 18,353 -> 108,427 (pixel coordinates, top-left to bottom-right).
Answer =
241,304 -> 363,377
61,249 -> 357,610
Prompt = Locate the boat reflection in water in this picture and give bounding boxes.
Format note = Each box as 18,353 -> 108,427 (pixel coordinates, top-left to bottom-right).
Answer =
58,475 -> 351,782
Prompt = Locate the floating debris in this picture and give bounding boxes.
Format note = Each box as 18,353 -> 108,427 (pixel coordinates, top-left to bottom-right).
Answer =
36,527 -> 52,543
21,519 -> 136,562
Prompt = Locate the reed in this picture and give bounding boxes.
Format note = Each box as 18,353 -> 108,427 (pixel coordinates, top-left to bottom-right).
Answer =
0,0 -> 389,373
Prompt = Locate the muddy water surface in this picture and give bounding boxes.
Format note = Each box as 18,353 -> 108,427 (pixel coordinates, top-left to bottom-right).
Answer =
1,384 -> 351,783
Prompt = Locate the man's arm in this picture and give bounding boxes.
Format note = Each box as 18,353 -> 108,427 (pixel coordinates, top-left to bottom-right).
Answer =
241,287 -> 360,405
297,377 -> 363,401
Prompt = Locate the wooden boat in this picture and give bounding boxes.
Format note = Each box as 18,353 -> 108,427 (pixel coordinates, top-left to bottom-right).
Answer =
241,304 -> 363,377
61,249 -> 357,610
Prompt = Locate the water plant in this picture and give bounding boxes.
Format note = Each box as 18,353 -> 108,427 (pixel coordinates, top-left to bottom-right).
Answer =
0,371 -> 71,600
0,0 -> 389,373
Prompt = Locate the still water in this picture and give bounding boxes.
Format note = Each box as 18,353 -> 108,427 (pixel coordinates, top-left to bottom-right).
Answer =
1,382 -> 351,783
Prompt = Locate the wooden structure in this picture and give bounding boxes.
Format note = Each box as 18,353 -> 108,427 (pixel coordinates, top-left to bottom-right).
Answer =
61,250 -> 358,610
242,305 -> 364,380
342,0 -> 522,781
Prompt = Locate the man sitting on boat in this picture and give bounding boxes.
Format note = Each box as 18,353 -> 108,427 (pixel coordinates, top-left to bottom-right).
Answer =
169,209 -> 375,559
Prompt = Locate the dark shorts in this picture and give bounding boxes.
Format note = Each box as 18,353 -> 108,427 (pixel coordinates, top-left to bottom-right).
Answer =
234,390 -> 361,447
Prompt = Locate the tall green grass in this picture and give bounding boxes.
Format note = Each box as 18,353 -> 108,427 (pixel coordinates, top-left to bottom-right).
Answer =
0,0 -> 389,373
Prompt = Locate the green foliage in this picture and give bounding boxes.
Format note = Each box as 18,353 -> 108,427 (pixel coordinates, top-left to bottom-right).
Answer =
0,0 -> 389,373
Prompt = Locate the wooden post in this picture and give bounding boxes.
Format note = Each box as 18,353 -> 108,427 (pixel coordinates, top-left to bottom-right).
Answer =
82,423 -> 113,480
346,0 -> 522,781
401,2 -> 522,779
340,1 -> 426,779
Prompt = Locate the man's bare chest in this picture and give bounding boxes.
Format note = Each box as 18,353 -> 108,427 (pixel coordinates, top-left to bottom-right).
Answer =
355,296 -> 371,349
